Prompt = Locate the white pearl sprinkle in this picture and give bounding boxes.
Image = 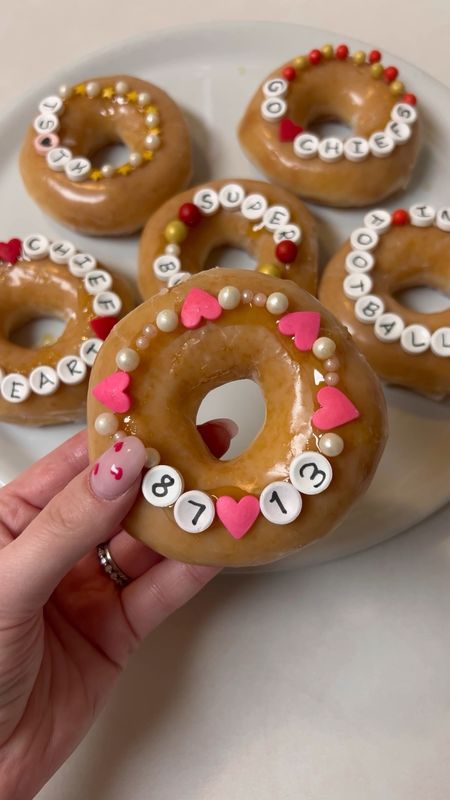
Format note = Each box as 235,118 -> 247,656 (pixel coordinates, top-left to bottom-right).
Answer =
115,80 -> 129,95
165,243 -> 180,256
94,412 -> 118,436
58,84 -> 72,100
137,91 -> 151,106
266,292 -> 289,315
145,134 -> 160,150
86,81 -> 101,98
318,433 -> 344,457
101,164 -> 115,178
145,447 -> 161,469
312,337 -> 336,360
218,286 -> 241,310
129,152 -> 142,167
115,348 -> 140,372
156,309 -> 178,332
113,430 -> 127,442
145,111 -> 159,127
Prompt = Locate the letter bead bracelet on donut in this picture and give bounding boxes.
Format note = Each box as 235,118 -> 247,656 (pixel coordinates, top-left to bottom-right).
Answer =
19,76 -> 192,235
88,269 -> 387,567
138,178 -> 318,299
319,204 -> 450,397
238,44 -> 420,208
0,234 -> 133,425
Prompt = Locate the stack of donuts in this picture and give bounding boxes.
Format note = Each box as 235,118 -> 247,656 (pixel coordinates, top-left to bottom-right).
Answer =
1,42 -> 447,567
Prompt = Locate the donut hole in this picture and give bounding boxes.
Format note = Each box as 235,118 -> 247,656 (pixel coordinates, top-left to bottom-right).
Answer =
8,314 -> 66,349
196,379 -> 266,461
308,117 -> 353,139
394,286 -> 450,313
90,141 -> 131,168
204,246 -> 257,271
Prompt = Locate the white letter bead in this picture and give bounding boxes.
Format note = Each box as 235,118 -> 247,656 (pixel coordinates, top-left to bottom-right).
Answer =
1,374 -> 31,404
33,113 -> 59,134
391,103 -> 418,126
343,273 -> 373,299
93,291 -> 122,316
400,324 -> 431,354
409,204 -> 436,227
374,313 -> 405,342
345,250 -> 375,273
273,224 -> 302,244
142,465 -> 184,508
350,228 -> 379,251
68,252 -> 97,276
318,137 -> 344,162
385,120 -> 412,143
153,254 -> 181,281
29,365 -> 59,396
192,188 -> 220,216
436,208 -> 450,232
57,355 -> 87,384
294,132 -> 319,159
174,490 -> 215,533
363,209 -> 391,233
46,147 -> 72,171
262,78 -> 288,97
343,137 -> 370,161
167,271 -> 191,287
263,205 -> 290,231
241,193 -> 268,220
22,234 -> 49,260
79,338 -> 103,366
39,96 -> 64,116
260,97 -> 287,121
430,328 -> 450,357
65,157 -> 91,182
289,452 -> 333,495
354,294 -> 385,324
259,481 -> 302,524
218,183 -> 245,209
49,240 -> 76,264
83,269 -> 113,295
369,132 -> 395,157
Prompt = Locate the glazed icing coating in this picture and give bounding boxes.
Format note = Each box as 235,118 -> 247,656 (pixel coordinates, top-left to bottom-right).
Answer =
87,269 -> 387,567
19,75 -> 192,235
138,178 -> 318,299
238,57 -> 420,207
319,224 -> 450,396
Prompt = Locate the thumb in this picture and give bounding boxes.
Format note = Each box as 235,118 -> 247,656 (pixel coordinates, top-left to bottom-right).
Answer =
0,437 -> 147,614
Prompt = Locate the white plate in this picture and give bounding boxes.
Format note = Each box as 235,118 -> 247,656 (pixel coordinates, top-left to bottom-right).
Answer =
0,21 -> 449,569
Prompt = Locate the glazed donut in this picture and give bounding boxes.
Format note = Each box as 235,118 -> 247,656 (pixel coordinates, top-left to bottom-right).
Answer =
138,178 -> 318,299
0,234 -> 134,425
319,204 -> 450,397
20,76 -> 192,235
87,269 -> 386,567
238,44 -> 420,207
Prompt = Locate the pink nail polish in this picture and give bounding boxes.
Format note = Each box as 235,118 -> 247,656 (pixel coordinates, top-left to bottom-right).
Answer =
90,436 -> 147,500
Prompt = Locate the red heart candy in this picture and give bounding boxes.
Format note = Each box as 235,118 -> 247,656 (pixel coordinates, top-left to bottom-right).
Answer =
90,315 -> 119,340
180,288 -> 222,329
279,118 -> 304,142
278,311 -> 321,351
312,386 -> 360,431
92,371 -> 131,413
215,495 -> 260,539
0,238 -> 22,265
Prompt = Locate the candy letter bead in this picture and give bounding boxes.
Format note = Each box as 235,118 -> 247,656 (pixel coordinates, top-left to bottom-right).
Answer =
354,294 -> 385,324
294,133 -> 319,159
57,355 -> 87,385
400,324 -> 431,354
192,188 -> 220,216
153,254 -> 181,281
343,273 -> 373,299
65,157 -> 91,182
68,252 -> 97,276
39,95 -> 64,115
385,120 -> 411,144
263,205 -> 290,231
1,374 -> 31,404
435,208 -> 450,232
22,234 -> 49,260
343,137 -> 370,161
174,490 -> 215,533
167,271 -> 191,287
79,338 -> 103,366
93,291 -> 122,317
391,103 -> 418,125
46,147 -> 72,171
29,365 -> 59,396
318,137 -> 344,162
259,481 -> 302,524
289,452 -> 333,495
363,209 -> 391,233
84,269 -> 113,295
218,183 -> 245,209
369,132 -> 395,157
273,224 -> 302,244
260,97 -> 287,121
142,465 -> 184,508
374,313 -> 405,342
241,193 -> 268,220
49,240 -> 76,264
33,113 -> 59,134
430,328 -> 450,357
409,204 -> 436,227
218,286 -> 241,310
262,78 -> 289,97
345,250 -> 375,273
34,132 -> 59,154
350,228 -> 379,251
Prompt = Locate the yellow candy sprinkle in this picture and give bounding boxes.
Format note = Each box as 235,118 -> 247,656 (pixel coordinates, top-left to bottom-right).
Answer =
353,50 -> 366,65
90,169 -> 103,181
322,44 -> 334,59
117,163 -> 132,176
142,150 -> 154,161
370,63 -> 384,78
164,220 -> 188,244
293,55 -> 308,70
102,86 -> 114,99
74,84 -> 86,96
257,263 -> 282,278
390,80 -> 405,96
144,104 -> 158,115
149,127 -> 161,136
127,90 -> 138,102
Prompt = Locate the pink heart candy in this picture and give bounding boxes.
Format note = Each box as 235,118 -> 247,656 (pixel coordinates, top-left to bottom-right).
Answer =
180,288 -> 222,329
216,495 -> 260,539
278,311 -> 321,351
92,371 -> 131,413
312,386 -> 360,431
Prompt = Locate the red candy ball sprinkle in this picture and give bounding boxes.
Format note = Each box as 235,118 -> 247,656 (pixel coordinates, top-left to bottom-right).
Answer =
391,209 -> 410,226
384,66 -> 399,83
402,93 -> 417,106
275,240 -> 298,264
368,49 -> 382,63
335,44 -> 349,60
308,49 -> 322,65
282,65 -> 296,81
178,202 -> 202,227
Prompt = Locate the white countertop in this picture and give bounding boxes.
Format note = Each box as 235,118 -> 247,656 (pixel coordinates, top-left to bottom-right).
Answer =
2,2 -> 449,798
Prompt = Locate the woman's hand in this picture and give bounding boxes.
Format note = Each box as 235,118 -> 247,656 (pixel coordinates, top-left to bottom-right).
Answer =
0,425 -> 231,799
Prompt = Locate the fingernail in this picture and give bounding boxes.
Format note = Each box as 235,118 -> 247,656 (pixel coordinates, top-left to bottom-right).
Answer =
90,436 -> 147,500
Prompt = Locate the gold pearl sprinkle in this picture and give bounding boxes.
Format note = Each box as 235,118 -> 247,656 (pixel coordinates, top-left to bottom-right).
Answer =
322,44 -> 334,59
370,63 -> 384,78
353,50 -> 366,65
257,263 -> 282,278
390,79 -> 405,96
293,55 -> 308,70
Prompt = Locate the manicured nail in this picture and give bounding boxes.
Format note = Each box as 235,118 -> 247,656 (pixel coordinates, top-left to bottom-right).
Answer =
90,436 -> 147,500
